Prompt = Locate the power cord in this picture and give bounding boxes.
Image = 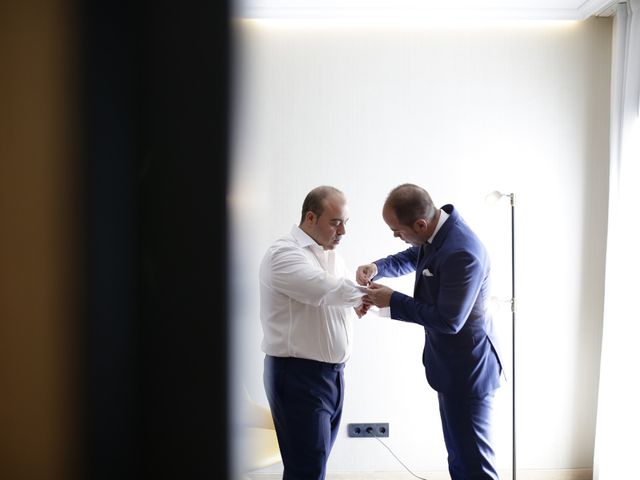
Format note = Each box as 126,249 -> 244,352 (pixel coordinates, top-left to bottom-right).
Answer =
366,427 -> 428,480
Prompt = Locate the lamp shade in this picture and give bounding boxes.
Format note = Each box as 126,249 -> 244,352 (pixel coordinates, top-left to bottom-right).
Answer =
484,190 -> 506,204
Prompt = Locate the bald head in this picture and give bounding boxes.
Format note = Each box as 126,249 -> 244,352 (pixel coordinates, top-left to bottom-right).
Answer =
384,183 -> 437,226
299,186 -> 345,225
298,186 -> 348,250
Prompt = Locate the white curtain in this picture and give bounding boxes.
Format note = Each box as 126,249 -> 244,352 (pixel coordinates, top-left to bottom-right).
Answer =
593,1 -> 640,479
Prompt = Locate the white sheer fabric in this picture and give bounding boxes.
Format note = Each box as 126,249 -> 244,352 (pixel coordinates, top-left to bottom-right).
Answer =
593,1 -> 640,478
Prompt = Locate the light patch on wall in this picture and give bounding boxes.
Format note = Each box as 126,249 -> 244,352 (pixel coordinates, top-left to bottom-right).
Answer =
237,17 -> 580,30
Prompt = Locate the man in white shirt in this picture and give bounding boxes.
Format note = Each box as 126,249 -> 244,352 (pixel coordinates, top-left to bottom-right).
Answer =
259,186 -> 368,480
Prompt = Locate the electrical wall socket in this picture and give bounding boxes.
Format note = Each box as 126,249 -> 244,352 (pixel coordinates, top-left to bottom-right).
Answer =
347,422 -> 389,438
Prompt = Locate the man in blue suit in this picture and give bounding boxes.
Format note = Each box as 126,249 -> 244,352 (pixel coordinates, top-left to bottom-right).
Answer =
358,183 -> 503,480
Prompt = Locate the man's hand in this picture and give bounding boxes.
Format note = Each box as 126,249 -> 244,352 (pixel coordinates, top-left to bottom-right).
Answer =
354,303 -> 370,318
356,263 -> 378,286
363,282 -> 393,308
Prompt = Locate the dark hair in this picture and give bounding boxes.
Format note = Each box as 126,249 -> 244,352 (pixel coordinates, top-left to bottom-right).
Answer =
384,183 -> 436,226
299,186 -> 344,224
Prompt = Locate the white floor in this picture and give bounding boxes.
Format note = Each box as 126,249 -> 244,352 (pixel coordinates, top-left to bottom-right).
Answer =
247,469 -> 592,480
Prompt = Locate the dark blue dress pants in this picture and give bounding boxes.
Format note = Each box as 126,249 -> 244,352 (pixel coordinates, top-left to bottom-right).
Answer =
263,355 -> 345,480
438,390 -> 500,480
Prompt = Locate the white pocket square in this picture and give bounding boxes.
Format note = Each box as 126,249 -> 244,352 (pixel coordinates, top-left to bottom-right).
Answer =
422,268 -> 434,277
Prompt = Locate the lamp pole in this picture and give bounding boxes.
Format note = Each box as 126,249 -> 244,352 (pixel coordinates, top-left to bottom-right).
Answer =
485,190 -> 516,480
509,193 -> 516,480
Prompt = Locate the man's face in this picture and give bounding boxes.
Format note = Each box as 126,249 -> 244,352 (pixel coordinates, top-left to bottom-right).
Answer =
382,205 -> 425,247
306,194 -> 349,250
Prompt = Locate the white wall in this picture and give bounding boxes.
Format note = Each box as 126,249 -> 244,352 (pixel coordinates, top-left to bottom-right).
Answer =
229,17 -> 612,475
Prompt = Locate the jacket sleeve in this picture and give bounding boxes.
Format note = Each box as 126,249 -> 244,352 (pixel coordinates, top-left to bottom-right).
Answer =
373,246 -> 420,279
389,250 -> 485,334
262,246 -> 364,307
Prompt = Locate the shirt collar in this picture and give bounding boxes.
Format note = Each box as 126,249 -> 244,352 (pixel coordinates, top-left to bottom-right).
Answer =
291,224 -> 321,249
427,209 -> 449,244
291,225 -> 331,268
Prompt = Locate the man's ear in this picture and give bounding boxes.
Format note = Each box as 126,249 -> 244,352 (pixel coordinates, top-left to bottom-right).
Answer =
414,218 -> 429,232
304,211 -> 316,224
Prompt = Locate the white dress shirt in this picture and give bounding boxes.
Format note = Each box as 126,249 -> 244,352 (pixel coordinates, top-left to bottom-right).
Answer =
428,208 -> 449,243
259,225 -> 364,364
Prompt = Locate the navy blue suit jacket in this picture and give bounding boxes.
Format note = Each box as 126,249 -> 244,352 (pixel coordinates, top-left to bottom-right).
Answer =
373,205 -> 503,395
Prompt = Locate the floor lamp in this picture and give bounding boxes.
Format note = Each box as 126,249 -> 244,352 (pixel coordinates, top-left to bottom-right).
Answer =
486,190 -> 516,480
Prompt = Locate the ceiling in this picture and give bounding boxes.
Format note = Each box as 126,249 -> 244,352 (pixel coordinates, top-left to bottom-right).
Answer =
234,0 -> 619,20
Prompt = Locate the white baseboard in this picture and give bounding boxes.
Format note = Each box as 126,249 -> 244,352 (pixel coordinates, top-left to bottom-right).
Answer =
247,469 -> 592,480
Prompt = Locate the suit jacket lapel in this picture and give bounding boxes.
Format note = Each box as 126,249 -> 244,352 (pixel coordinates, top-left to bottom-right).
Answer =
413,205 -> 458,292
414,243 -> 431,292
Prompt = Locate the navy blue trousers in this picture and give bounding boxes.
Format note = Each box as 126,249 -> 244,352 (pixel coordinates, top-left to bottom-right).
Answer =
263,355 -> 345,480
438,390 -> 499,480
